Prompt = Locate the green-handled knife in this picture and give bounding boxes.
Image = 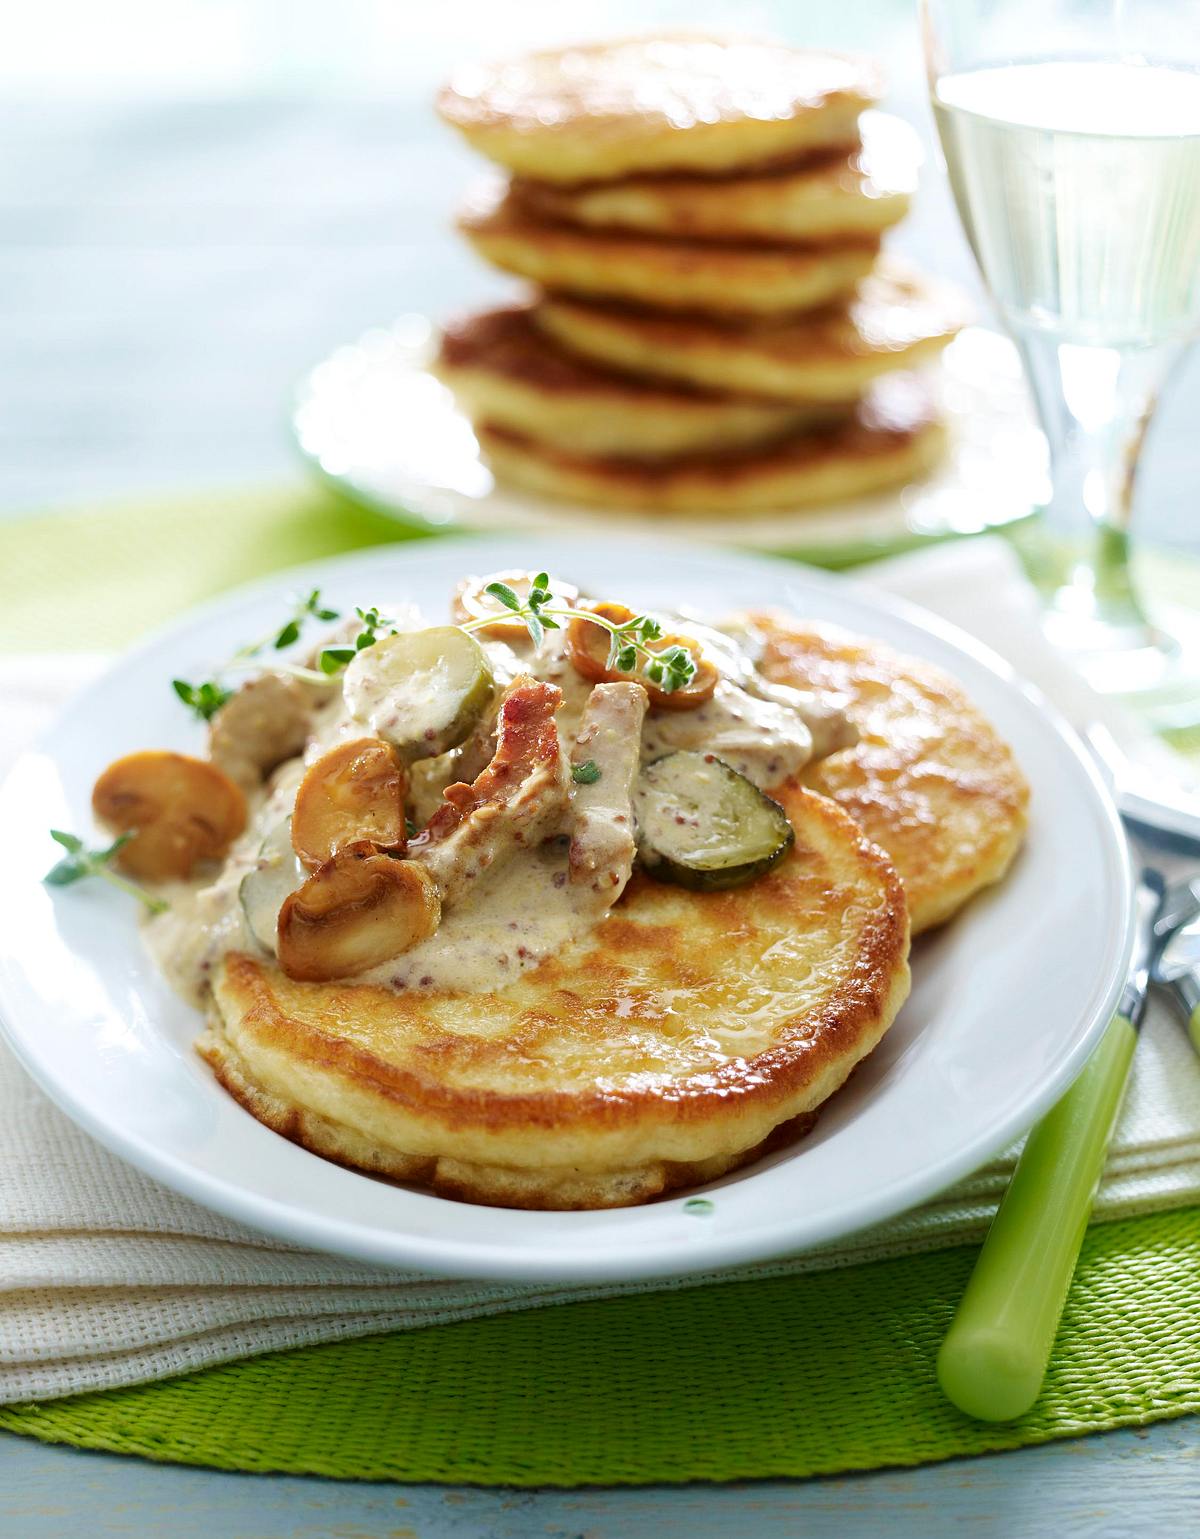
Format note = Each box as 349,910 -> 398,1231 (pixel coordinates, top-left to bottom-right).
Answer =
936,867 -> 1164,1422
938,725 -> 1200,1423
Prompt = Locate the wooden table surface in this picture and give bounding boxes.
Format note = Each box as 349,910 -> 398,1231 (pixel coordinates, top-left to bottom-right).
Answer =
1,1 -> 1197,1532
4,1419 -> 1198,1536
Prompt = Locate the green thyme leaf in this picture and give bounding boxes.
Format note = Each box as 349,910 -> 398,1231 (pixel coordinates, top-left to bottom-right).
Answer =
172,678 -> 233,722
484,581 -> 521,613
319,646 -> 356,674
44,856 -> 86,886
571,760 -> 601,785
304,590 -> 341,623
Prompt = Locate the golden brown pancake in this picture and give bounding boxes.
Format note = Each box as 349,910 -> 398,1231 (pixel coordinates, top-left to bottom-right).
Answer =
535,261 -> 970,403
435,303 -> 844,459
744,616 -> 1030,932
474,373 -> 945,513
437,34 -> 880,184
201,784 -> 911,1210
512,111 -> 918,244
459,180 -> 878,317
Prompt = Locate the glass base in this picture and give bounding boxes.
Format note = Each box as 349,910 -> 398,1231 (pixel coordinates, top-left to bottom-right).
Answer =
1041,594 -> 1200,729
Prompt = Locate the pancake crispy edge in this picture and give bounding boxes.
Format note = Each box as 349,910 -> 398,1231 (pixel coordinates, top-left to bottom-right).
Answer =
435,303 -> 841,459
437,34 -> 880,184
535,261 -> 970,403
745,614 -> 1030,932
459,181 -> 878,317
511,111 -> 919,244
200,784 -> 911,1210
474,373 -> 946,513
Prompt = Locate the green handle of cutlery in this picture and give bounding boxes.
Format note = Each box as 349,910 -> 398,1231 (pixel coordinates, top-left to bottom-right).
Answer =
1190,1005 -> 1200,1057
937,1013 -> 1137,1423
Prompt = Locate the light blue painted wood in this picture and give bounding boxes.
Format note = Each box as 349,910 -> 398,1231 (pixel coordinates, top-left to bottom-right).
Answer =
3,1419 -> 1198,1538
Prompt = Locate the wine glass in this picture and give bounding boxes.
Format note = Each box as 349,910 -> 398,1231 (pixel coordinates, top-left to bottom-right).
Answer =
921,0 -> 1200,707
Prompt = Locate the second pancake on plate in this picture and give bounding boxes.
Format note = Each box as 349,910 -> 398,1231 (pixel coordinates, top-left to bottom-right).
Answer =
510,110 -> 920,245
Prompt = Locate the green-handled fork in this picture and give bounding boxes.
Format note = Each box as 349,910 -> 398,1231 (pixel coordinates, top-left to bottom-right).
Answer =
937,729 -> 1200,1422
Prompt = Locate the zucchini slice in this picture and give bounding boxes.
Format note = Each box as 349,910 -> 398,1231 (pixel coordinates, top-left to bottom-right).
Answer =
239,819 -> 306,953
343,627 -> 494,760
634,751 -> 794,891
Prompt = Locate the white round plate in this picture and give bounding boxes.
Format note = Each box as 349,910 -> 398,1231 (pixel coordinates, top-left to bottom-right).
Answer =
292,322 -> 1046,567
0,535 -> 1129,1284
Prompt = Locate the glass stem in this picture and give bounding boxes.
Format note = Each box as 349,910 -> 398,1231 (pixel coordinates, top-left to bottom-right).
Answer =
1016,330 -> 1182,650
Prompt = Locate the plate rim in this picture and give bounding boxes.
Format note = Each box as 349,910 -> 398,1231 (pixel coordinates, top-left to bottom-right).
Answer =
0,533 -> 1133,1282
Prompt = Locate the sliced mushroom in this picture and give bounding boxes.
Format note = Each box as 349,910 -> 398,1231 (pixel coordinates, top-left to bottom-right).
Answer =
92,750 -> 246,880
566,602 -> 718,711
276,841 -> 441,981
208,673 -> 314,792
291,737 -> 408,872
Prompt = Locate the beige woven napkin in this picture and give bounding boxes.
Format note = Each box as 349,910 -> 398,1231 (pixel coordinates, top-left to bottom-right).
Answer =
2,536 -> 1198,1404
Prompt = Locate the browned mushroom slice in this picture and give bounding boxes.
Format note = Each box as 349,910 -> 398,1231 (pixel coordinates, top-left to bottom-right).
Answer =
276,841 -> 441,981
93,750 -> 247,880
566,602 -> 718,710
291,737 -> 408,872
208,674 -> 314,792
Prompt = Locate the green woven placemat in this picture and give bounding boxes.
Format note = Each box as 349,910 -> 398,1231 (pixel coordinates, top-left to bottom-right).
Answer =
2,1212 -> 1197,1484
1,485 -> 1197,1483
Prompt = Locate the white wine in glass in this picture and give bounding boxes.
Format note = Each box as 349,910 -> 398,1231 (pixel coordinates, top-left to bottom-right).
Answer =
923,1 -> 1200,703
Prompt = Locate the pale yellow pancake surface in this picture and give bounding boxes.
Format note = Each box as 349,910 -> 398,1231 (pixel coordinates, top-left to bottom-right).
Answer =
536,261 -> 970,403
203,784 -> 911,1209
513,111 -> 918,243
746,616 -> 1030,932
438,34 -> 880,183
435,303 -> 841,459
459,180 -> 878,316
475,373 -> 945,514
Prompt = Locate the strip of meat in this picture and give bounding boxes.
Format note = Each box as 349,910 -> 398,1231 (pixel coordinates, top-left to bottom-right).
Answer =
569,681 -> 648,908
412,675 -> 569,908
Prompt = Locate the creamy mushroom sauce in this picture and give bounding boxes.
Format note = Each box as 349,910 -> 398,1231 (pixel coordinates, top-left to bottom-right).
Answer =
143,592 -> 849,1006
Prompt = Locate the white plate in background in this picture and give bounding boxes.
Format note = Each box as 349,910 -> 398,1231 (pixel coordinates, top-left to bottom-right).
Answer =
293,325 -> 1045,567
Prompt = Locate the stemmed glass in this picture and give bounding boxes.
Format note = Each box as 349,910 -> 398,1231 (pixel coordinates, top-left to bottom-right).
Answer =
921,0 -> 1200,708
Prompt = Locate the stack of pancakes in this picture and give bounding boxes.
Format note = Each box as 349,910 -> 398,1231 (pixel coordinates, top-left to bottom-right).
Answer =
436,34 -> 969,514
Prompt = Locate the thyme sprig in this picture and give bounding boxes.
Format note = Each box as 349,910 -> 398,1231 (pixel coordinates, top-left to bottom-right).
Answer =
44,830 -> 168,914
460,573 -> 698,694
173,588 -> 342,720
171,679 -> 232,722
234,587 -> 341,660
317,606 -> 398,676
